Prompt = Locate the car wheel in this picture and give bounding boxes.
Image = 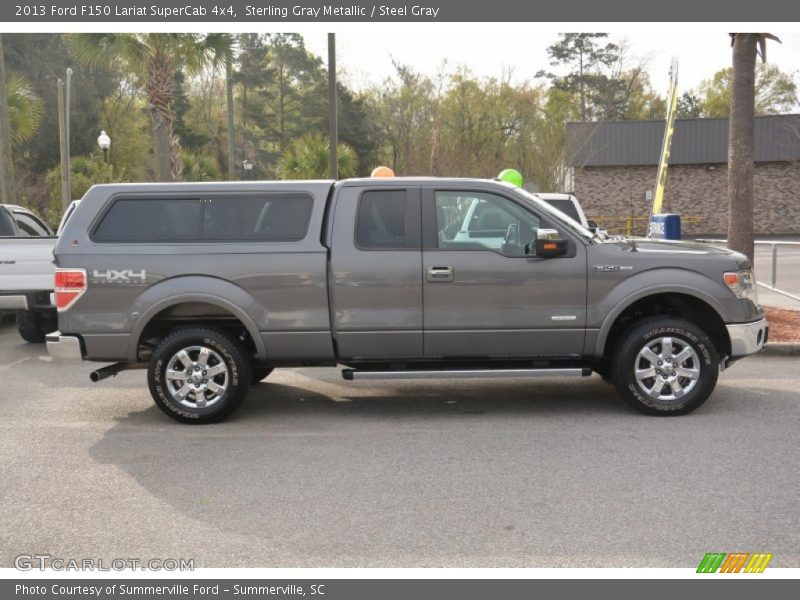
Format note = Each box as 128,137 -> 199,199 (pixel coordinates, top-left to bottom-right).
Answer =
16,310 -> 46,344
251,367 -> 274,384
148,327 -> 252,424
610,317 -> 718,415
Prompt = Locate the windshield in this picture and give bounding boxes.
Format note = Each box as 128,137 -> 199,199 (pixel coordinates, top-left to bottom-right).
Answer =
513,188 -> 596,242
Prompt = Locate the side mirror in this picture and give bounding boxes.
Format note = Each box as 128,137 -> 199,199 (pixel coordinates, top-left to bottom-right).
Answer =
586,220 -> 598,233
532,228 -> 567,257
534,238 -> 568,257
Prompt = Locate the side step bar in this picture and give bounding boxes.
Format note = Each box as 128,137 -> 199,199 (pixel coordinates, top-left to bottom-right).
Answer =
342,367 -> 592,381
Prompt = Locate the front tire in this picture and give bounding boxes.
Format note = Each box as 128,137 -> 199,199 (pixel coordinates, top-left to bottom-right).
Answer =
148,327 -> 252,424
610,317 -> 718,415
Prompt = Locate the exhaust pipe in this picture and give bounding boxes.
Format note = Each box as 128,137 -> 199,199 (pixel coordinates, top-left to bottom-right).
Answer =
90,363 -> 132,382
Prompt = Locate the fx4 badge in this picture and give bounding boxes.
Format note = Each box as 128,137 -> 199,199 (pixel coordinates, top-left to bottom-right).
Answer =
92,269 -> 147,284
592,265 -> 633,272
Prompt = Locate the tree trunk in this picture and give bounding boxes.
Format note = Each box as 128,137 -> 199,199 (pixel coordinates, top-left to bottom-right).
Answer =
727,34 -> 757,263
225,60 -> 235,180
150,115 -> 172,182
0,34 -> 15,203
146,53 -> 177,182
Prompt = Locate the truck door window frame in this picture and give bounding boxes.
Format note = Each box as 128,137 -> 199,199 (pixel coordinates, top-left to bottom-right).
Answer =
421,187 -> 576,258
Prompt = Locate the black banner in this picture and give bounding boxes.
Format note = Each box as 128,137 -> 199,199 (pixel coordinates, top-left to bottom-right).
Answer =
4,579 -> 799,600
3,0 -> 800,23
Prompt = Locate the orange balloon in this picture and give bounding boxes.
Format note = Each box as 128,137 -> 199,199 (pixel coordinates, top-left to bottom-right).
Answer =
371,166 -> 395,177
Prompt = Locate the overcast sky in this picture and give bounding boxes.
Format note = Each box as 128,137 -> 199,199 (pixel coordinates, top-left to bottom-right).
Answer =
303,28 -> 800,100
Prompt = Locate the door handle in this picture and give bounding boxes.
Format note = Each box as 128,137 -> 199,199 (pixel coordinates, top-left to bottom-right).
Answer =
427,266 -> 454,283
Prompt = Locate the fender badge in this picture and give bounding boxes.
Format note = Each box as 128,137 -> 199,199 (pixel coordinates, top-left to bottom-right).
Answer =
592,265 -> 633,272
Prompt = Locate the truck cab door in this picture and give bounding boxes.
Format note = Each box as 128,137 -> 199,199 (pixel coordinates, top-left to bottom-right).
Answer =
421,186 -> 587,359
328,185 -> 423,361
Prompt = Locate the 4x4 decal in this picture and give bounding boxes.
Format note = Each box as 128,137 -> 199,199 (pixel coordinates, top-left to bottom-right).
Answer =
91,269 -> 147,284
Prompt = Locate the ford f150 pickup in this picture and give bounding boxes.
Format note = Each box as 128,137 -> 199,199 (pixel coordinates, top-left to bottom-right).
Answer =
46,178 -> 767,423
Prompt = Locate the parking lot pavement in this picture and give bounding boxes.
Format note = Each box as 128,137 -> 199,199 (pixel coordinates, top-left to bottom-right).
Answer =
0,318 -> 798,569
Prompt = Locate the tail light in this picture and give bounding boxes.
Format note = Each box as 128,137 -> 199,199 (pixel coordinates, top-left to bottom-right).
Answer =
55,268 -> 87,311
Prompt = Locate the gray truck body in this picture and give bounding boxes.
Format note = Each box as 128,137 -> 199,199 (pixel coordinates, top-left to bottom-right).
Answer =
50,178 -> 764,366
47,177 -> 766,421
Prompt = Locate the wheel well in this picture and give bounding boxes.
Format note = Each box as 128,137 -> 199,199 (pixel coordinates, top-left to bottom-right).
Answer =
602,293 -> 730,359
136,302 -> 257,362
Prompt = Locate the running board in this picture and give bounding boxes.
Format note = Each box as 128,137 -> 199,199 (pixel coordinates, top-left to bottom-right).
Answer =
342,367 -> 592,381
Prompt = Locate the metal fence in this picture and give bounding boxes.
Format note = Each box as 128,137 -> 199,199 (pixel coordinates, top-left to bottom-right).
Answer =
589,215 -> 705,237
696,239 -> 800,302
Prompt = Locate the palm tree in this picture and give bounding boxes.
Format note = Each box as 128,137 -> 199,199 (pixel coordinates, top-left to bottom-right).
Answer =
66,33 -> 233,182
727,33 -> 779,263
6,71 -> 43,143
277,132 -> 358,179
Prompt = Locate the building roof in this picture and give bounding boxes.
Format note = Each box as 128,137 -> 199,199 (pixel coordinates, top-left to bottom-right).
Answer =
567,114 -> 800,167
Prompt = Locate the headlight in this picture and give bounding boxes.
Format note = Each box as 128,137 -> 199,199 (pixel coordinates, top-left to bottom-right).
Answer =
724,269 -> 758,302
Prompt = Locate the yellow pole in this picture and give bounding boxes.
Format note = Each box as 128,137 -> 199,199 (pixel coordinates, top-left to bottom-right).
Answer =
652,58 -> 679,215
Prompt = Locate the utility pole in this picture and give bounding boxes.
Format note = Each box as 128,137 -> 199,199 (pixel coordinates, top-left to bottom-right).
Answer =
65,67 -> 73,199
57,79 -> 70,209
327,33 -> 338,180
0,34 -> 15,204
226,60 -> 235,180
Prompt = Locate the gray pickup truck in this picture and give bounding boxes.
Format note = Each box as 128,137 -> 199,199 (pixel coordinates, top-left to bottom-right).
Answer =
47,178 -> 767,423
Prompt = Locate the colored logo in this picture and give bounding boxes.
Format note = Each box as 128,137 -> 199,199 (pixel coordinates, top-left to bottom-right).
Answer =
697,552 -> 773,573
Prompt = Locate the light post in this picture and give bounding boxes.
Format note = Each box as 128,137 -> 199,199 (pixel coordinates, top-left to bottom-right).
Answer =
243,158 -> 254,180
97,130 -> 111,163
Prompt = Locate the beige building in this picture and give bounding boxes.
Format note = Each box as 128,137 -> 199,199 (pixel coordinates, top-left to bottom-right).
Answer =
566,115 -> 800,236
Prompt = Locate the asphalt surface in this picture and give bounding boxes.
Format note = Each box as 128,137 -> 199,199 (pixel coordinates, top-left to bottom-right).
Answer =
0,317 -> 798,568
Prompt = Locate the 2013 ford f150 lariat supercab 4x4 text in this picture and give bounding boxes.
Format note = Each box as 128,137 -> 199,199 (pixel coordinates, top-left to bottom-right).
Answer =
46,178 -> 767,423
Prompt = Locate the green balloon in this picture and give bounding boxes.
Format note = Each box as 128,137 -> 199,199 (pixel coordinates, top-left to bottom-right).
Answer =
497,168 -> 524,188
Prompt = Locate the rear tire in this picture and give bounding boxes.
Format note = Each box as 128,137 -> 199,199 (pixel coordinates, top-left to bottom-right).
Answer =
610,317 -> 718,415
16,310 -> 47,344
148,327 -> 252,424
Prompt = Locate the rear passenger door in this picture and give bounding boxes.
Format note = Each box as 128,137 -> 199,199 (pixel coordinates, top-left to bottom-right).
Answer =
328,185 -> 423,360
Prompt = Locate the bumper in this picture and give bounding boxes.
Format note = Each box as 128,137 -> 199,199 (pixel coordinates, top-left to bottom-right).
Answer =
46,331 -> 84,361
0,295 -> 28,310
726,317 -> 768,358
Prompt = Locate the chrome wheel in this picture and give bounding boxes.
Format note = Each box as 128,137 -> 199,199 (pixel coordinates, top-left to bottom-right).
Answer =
164,345 -> 228,409
634,336 -> 700,401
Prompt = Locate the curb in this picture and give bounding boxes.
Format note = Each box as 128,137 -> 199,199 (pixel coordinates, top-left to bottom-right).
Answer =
762,343 -> 800,356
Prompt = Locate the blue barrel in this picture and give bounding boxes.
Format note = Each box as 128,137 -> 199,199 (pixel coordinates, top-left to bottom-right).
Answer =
648,214 -> 682,240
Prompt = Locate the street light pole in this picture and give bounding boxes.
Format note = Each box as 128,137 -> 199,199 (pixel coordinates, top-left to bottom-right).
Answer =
97,130 -> 111,164
242,158 -> 254,180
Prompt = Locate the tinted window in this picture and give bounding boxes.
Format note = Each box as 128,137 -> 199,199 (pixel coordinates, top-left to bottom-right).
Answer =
542,199 -> 581,223
356,190 -> 408,249
93,196 -> 313,243
203,196 -> 312,241
94,199 -> 202,242
14,213 -> 50,236
0,209 -> 16,236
